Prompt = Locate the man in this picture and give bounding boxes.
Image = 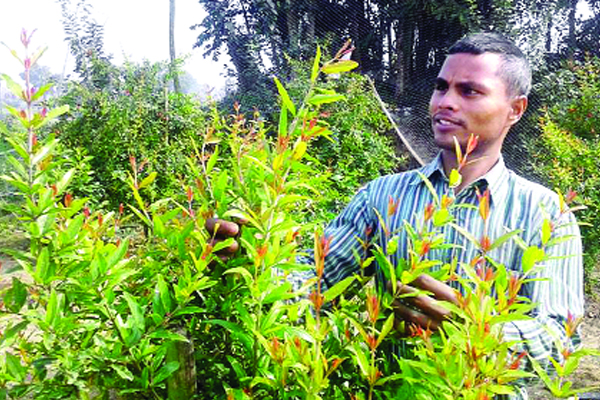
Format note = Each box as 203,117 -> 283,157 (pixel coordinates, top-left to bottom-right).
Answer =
210,32 -> 584,399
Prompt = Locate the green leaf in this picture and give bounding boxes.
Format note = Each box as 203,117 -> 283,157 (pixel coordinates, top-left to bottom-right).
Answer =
432,208 -> 452,227
321,60 -> 359,74
376,313 -> 394,348
40,105 -> 69,126
107,239 -> 129,270
153,214 -> 165,237
449,223 -> 479,247
522,246 -> 545,273
31,140 -> 57,166
31,82 -> 54,101
224,267 -> 254,287
157,275 -> 172,314
63,214 -> 84,244
5,352 -> 27,381
112,365 -> 134,381
45,288 -> 60,329
3,278 -> 28,313
278,104 -> 288,137
0,320 -> 29,347
416,172 -> 440,207
128,204 -> 151,226
541,219 -> 552,245
213,169 -> 229,205
308,94 -> 346,105
263,282 -> 293,304
206,320 -> 253,353
273,76 -> 296,116
6,137 -> 29,162
449,169 -> 462,188
487,384 -> 515,395
36,247 -> 52,284
138,171 -> 157,190
148,330 -> 188,342
311,45 -> 321,82
123,292 -> 145,331
351,343 -> 371,378
489,229 -> 524,251
1,74 -> 25,100
323,276 -> 355,303
206,146 -> 219,174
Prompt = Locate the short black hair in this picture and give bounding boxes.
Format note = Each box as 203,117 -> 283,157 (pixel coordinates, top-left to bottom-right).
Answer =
449,32 -> 531,97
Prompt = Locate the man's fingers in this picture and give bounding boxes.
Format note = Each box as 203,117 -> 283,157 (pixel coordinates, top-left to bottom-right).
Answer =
209,238 -> 240,254
411,274 -> 458,305
392,300 -> 440,331
397,284 -> 451,321
205,218 -> 240,237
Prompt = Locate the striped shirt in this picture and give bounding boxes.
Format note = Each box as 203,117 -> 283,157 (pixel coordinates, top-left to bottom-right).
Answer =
303,153 -> 584,399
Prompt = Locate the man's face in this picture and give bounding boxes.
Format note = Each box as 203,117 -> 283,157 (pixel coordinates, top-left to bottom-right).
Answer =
429,52 -> 525,157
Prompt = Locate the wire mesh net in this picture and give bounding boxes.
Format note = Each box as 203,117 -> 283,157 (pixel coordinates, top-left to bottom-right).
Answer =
193,0 -> 600,182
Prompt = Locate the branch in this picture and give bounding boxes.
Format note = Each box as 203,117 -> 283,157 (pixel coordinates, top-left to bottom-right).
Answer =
367,76 -> 426,167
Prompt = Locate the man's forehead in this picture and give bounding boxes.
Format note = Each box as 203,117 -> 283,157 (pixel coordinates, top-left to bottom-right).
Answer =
436,53 -> 503,83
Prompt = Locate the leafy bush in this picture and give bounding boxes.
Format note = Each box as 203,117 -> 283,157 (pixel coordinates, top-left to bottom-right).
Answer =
54,58 -> 210,209
533,56 -> 600,278
1,35 -> 598,400
283,55 -> 405,221
539,56 -> 600,139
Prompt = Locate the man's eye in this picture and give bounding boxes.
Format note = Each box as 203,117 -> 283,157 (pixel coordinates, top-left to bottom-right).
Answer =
434,83 -> 447,91
463,88 -> 479,96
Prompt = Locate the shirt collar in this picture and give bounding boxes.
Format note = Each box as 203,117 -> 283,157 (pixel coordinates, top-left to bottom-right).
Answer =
409,152 -> 510,202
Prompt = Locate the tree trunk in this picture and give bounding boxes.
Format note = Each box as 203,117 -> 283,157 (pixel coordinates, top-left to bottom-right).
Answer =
169,0 -> 180,93
167,328 -> 196,399
546,14 -> 553,53
394,20 -> 405,100
227,33 -> 263,93
306,0 -> 316,48
568,0 -> 578,55
286,0 -> 300,57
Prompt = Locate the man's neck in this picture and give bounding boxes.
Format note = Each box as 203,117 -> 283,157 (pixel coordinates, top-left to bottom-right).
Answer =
441,149 -> 501,193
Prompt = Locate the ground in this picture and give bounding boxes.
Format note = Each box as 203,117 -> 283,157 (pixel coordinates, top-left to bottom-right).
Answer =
528,292 -> 600,399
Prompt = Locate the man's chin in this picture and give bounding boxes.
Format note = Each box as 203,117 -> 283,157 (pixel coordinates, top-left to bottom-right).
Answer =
433,134 -> 463,152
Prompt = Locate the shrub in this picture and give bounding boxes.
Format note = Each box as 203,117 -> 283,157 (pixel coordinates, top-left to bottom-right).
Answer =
1,35 -> 598,400
533,56 -> 600,279
283,56 -> 405,221
54,59 -> 210,209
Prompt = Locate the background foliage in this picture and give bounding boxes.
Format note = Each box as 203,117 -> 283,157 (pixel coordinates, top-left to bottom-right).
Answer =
532,55 -> 600,282
54,58 -> 209,208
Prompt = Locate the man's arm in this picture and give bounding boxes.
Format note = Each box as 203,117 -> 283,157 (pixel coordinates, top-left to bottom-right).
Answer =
296,185 -> 377,291
503,209 -> 584,364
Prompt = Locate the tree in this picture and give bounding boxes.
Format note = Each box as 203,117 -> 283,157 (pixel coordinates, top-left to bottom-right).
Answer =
170,0 -> 181,93
192,0 -> 597,109
57,0 -> 113,88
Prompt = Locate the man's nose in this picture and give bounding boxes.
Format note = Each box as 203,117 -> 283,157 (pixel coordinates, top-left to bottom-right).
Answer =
435,89 -> 458,111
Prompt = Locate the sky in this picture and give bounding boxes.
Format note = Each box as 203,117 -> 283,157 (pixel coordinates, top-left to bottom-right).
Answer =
0,0 -> 230,90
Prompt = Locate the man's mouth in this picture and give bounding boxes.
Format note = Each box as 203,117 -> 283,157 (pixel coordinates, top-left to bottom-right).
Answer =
433,115 -> 463,127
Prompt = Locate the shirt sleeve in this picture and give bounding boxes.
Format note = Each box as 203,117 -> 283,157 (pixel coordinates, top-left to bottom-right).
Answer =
295,183 -> 377,292
502,208 -> 584,368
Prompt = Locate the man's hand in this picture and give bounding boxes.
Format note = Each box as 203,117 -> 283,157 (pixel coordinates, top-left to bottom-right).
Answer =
390,274 -> 458,332
204,218 -> 241,262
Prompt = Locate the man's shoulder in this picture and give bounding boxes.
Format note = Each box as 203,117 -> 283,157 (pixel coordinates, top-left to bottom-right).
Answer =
366,166 -> 430,192
506,170 -> 561,213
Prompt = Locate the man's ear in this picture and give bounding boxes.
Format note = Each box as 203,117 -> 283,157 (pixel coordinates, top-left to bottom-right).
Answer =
508,95 -> 528,126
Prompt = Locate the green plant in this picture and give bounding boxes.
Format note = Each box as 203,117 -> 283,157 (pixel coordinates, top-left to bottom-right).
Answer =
283,53 -> 405,221
54,58 -> 210,209
0,30 -> 216,399
2,33 -> 598,400
533,55 -> 600,282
